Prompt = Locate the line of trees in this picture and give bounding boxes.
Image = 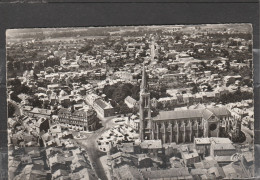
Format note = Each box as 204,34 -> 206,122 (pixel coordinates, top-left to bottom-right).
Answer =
216,89 -> 253,104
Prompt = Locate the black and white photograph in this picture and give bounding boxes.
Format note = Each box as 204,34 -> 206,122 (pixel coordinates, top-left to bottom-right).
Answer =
6,24 -> 254,179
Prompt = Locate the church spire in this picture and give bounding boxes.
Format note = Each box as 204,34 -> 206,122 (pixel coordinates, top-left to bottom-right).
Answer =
141,63 -> 148,92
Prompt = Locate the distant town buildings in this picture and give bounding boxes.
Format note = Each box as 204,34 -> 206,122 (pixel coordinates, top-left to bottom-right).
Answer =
6,25 -> 253,180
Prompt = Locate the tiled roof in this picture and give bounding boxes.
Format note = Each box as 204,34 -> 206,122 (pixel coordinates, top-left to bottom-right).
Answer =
141,167 -> 191,179
94,99 -> 112,109
114,165 -> 143,180
153,107 -> 230,121
125,96 -> 137,104
154,109 -> 202,121
140,140 -> 162,149
58,108 -> 70,115
30,108 -> 51,115
212,143 -> 236,150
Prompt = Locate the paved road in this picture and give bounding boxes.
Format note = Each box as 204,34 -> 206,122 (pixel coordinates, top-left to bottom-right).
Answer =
74,116 -> 117,180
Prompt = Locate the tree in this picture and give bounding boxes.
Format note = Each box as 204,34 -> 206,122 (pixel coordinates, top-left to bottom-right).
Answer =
119,103 -> 132,115
7,62 -> 14,71
29,96 -> 43,108
33,73 -> 38,80
10,78 -> 21,87
78,44 -> 93,53
157,102 -> 164,110
150,90 -> 160,100
10,93 -> 21,103
206,84 -> 213,92
175,34 -> 181,42
226,61 -> 230,70
8,102 -> 16,118
242,78 -> 252,87
151,107 -> 159,117
200,61 -> 206,68
191,83 -> 199,94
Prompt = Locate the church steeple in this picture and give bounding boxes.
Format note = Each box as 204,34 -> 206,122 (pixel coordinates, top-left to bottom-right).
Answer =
140,64 -> 148,93
139,63 -> 153,142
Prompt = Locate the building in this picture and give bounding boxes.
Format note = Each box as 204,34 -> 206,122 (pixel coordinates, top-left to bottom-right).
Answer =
194,138 -> 211,157
126,43 -> 145,51
28,108 -> 52,119
85,93 -> 100,106
180,145 -> 200,167
93,99 -> 114,118
114,71 -> 133,81
140,167 -> 192,180
140,140 -> 162,156
35,117 -> 50,134
47,84 -> 60,91
139,65 -> 153,141
194,137 -> 236,166
210,138 -> 236,166
124,96 -> 137,109
59,96 -> 70,108
138,65 -> 241,144
58,108 -> 98,131
128,115 -> 140,130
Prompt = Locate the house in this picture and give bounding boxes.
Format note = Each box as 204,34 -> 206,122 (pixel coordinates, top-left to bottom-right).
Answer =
163,143 -> 178,157
114,71 -> 133,81
52,169 -> 69,179
140,167 -> 192,180
140,140 -> 162,156
28,108 -> 52,119
113,164 -> 144,180
128,115 -> 140,130
35,117 -> 50,134
48,154 -> 68,172
210,138 -> 236,156
180,145 -> 200,167
194,138 -> 211,157
47,84 -> 60,91
85,93 -> 100,106
59,96 -> 70,108
124,96 -> 137,109
224,75 -> 242,86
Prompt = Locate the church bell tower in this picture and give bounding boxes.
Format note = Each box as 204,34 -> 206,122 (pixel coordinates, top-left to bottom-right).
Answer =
139,64 -> 153,141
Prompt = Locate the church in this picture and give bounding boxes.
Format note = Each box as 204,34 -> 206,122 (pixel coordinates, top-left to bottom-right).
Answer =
139,65 -> 241,144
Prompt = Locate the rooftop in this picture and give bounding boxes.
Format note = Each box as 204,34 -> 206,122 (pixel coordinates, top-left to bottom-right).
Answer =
153,107 -> 230,121
30,108 -> 51,115
94,99 -> 113,109
141,167 -> 191,179
140,140 -> 162,149
194,138 -> 211,145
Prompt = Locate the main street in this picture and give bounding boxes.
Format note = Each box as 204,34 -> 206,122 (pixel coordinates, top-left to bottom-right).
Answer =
74,115 -> 117,180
